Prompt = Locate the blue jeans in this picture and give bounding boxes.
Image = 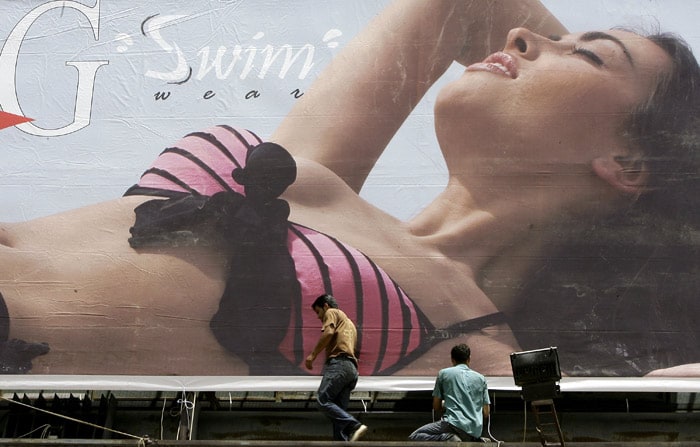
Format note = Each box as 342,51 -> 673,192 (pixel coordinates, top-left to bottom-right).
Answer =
316,356 -> 361,441
409,419 -> 481,442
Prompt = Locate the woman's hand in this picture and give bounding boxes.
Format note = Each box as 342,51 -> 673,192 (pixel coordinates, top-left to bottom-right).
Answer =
646,364 -> 700,377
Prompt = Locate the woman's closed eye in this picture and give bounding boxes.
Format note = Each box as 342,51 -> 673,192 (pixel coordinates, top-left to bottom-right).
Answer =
572,46 -> 604,67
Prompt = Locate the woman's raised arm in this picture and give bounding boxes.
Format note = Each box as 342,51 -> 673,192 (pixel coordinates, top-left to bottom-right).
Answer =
271,0 -> 566,193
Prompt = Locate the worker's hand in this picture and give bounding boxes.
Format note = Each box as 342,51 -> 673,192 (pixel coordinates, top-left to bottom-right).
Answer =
305,354 -> 316,370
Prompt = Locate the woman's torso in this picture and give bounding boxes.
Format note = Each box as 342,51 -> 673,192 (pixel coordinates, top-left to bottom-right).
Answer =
0,126 -> 517,375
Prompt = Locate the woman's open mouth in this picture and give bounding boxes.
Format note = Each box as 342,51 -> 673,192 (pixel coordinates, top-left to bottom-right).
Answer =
466,52 -> 518,79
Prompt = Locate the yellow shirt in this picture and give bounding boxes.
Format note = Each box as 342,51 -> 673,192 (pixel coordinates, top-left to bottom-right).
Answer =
322,308 -> 358,362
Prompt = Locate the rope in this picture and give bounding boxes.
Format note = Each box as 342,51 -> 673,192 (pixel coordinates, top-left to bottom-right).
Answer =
0,395 -> 149,445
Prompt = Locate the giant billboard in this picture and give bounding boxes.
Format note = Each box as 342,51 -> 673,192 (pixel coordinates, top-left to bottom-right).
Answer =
1,0 -> 699,387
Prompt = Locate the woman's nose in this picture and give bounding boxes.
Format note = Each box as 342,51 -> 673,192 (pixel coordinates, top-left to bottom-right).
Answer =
505,27 -> 547,60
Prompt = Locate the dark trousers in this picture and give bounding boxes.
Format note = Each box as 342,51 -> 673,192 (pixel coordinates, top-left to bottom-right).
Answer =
316,356 -> 361,440
409,419 -> 482,442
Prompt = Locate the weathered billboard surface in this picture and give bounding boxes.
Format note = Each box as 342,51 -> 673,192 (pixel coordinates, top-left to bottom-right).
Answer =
1,0 -> 699,388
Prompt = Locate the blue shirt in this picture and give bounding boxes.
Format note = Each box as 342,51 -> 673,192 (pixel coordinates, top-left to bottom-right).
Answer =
432,363 -> 490,438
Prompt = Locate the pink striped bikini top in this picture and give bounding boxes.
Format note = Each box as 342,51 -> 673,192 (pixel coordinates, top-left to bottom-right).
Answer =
125,125 -> 435,375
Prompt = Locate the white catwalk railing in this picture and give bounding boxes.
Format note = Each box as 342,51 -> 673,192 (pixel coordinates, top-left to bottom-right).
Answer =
0,375 -> 699,392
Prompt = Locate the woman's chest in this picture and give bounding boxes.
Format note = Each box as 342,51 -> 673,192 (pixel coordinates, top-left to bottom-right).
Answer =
286,208 -> 495,329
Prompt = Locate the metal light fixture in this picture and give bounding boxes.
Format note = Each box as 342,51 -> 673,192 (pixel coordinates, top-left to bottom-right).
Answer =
510,347 -> 561,401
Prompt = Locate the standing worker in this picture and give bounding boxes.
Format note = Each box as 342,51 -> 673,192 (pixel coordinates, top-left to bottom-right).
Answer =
306,294 -> 368,442
409,344 -> 490,442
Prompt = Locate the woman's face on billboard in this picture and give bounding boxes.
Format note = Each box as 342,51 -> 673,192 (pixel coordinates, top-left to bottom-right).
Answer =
435,28 -> 672,167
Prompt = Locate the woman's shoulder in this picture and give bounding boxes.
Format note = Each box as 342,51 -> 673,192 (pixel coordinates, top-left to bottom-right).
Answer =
285,156 -> 359,200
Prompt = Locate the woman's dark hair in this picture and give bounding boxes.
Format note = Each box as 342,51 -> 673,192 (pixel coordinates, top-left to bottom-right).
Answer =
626,32 -> 700,221
506,32 -> 700,377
